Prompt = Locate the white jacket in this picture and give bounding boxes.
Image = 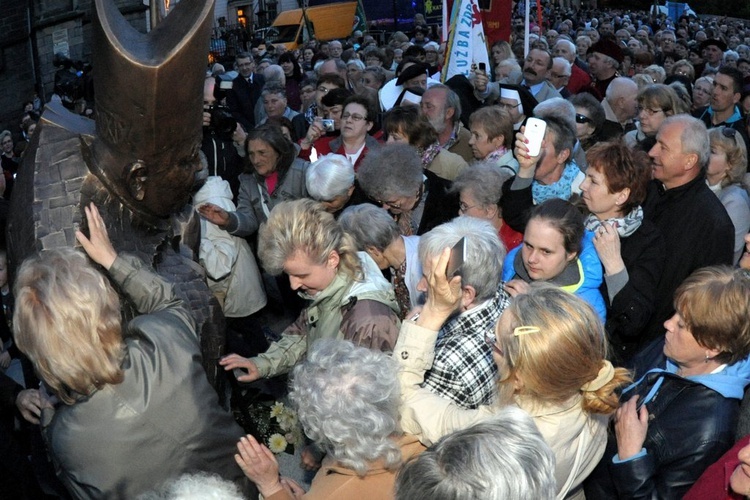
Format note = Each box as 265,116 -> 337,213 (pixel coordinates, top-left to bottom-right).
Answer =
193,177 -> 266,317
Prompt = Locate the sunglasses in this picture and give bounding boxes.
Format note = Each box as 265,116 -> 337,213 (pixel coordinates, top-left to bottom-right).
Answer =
575,113 -> 592,124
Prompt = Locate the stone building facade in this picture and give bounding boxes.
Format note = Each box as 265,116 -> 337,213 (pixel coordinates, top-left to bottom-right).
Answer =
0,0 -> 147,137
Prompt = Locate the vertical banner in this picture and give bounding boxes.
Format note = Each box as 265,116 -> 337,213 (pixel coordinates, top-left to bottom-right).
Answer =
354,0 -> 368,32
441,0 -> 490,81
479,0 -> 512,43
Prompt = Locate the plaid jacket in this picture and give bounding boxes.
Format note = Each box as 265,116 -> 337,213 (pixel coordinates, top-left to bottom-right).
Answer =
422,284 -> 511,409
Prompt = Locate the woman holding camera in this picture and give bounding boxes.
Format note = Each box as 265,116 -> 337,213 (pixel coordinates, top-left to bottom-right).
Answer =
298,95 -> 381,171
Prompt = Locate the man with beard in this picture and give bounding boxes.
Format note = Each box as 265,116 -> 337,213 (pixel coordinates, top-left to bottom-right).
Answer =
421,85 -> 473,163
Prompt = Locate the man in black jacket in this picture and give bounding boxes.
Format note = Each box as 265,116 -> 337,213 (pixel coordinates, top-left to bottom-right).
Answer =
226,52 -> 265,131
639,114 -> 734,346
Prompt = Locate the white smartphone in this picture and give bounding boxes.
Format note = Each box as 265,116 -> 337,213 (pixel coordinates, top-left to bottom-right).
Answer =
524,117 -> 547,157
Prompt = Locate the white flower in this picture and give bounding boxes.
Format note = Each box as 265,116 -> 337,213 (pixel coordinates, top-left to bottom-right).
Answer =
278,412 -> 298,431
270,402 -> 285,418
268,433 -> 288,454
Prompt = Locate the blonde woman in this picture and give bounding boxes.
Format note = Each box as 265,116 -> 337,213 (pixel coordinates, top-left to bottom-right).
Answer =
395,250 -> 630,499
220,199 -> 400,382
707,127 -> 750,264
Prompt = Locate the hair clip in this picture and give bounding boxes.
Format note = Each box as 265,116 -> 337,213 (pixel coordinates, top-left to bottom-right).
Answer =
513,326 -> 541,337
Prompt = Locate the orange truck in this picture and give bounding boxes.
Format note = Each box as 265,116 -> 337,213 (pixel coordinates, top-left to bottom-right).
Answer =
269,2 -> 358,50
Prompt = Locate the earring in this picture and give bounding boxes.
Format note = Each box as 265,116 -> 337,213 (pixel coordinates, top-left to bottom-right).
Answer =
705,353 -> 710,363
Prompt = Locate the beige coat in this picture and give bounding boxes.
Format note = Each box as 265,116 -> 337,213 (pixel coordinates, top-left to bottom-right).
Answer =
426,149 -> 468,182
395,321 -> 608,499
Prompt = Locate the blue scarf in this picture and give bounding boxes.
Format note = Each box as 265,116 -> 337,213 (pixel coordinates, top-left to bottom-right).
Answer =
532,161 -> 582,204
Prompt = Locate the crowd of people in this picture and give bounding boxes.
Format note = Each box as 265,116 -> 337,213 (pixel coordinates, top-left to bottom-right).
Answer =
3,4 -> 750,499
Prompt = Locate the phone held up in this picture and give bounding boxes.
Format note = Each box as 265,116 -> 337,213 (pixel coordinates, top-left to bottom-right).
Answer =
524,117 -> 547,157
446,236 -> 466,278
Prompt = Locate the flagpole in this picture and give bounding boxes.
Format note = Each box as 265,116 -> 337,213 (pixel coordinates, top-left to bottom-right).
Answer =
524,0 -> 530,58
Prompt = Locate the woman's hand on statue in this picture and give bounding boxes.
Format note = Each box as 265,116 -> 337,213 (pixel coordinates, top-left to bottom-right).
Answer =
235,435 -> 283,497
417,247 -> 462,331
197,203 -> 230,228
219,354 -> 260,383
614,395 -> 649,461
76,203 -> 117,270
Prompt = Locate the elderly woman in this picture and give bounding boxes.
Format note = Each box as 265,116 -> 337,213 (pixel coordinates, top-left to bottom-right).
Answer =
693,76 -> 714,111
198,124 -> 308,239
624,84 -> 687,153
235,340 -> 425,499
707,127 -> 750,264
299,95 -> 380,171
585,267 -> 750,499
305,154 -> 357,215
396,252 -> 630,499
384,106 -> 468,181
220,199 -> 400,382
502,198 -> 606,320
467,106 -> 518,175
357,143 -> 457,236
570,93 -> 607,153
452,163 -> 523,251
340,204 -> 422,317
395,407 -> 557,500
13,204 -> 247,498
346,59 -> 366,93
580,141 -> 666,363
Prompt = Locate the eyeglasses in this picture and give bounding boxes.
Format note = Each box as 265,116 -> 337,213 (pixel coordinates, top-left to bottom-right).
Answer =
575,113 -> 592,124
317,86 -> 333,93
374,185 -> 423,211
485,332 -> 503,356
637,107 -> 664,116
459,201 -> 478,213
341,112 -> 366,122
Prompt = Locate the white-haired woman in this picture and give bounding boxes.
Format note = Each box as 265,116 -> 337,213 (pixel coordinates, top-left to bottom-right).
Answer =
220,199 -> 400,383
235,339 -> 426,499
340,204 -> 422,318
305,154 -> 357,215
707,127 -> 750,264
395,407 -> 556,500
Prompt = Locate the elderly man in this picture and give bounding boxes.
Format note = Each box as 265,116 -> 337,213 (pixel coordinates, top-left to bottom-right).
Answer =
328,40 -> 343,60
258,84 -> 308,139
417,217 -> 510,409
550,57 -> 572,98
421,85 -> 473,162
587,39 -> 623,101
640,115 -> 734,345
599,77 -> 638,139
227,52 -> 265,130
553,39 -> 592,94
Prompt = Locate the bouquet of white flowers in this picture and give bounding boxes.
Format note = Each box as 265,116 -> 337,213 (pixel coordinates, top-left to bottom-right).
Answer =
231,387 -> 302,455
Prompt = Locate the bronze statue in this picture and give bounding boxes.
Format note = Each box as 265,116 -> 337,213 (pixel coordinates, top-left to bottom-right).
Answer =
8,0 -> 227,392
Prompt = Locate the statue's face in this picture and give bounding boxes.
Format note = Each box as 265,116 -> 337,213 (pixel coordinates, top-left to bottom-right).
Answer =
140,144 -> 204,217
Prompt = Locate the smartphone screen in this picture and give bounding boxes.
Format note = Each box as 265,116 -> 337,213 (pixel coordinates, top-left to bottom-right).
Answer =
446,237 -> 466,277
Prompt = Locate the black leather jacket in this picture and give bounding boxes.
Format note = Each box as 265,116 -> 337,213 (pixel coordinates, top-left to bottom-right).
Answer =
584,338 -> 741,499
